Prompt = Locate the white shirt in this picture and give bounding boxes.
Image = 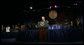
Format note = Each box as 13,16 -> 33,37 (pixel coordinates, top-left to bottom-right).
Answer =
6,27 -> 10,32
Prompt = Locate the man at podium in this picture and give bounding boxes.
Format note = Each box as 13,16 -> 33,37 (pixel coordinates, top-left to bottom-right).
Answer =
37,16 -> 49,28
37,16 -> 49,42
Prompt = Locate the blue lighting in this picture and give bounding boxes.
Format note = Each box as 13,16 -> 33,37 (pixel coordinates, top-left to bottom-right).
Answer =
55,25 -> 58,30
52,26 -> 54,30
48,25 -> 62,30
48,26 -> 52,30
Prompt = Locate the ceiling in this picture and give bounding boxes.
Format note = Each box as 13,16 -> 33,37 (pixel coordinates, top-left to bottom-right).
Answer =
1,0 -> 83,24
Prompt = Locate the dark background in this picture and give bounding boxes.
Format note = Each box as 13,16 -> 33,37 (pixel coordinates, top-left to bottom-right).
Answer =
1,0 -> 83,25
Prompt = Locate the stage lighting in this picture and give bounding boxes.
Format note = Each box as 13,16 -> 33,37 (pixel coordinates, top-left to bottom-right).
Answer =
48,26 -> 52,30
30,6 -> 32,9
55,25 -> 58,30
52,26 -> 54,30
54,5 -> 58,8
49,6 -> 52,9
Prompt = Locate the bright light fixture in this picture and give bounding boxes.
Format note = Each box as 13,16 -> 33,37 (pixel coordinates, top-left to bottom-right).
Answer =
30,6 -> 32,9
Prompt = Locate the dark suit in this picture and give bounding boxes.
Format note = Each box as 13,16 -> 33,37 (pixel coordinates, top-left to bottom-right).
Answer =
37,20 -> 49,28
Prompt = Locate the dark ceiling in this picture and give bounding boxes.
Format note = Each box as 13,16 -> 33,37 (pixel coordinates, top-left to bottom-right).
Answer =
1,0 -> 83,24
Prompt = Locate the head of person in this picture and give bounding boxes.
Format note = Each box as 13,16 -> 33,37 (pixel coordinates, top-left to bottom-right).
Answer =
42,16 -> 45,21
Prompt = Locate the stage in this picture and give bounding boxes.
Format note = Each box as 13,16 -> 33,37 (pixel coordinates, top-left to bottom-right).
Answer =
1,27 -> 83,44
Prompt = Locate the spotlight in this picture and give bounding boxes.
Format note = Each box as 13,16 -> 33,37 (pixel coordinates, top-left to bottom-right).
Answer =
54,5 -> 58,8
30,6 -> 32,9
49,6 -> 52,9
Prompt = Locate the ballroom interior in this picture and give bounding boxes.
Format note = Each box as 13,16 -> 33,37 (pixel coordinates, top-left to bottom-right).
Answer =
1,0 -> 83,44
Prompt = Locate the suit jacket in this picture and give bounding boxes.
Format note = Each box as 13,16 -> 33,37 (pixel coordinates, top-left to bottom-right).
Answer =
37,20 -> 49,28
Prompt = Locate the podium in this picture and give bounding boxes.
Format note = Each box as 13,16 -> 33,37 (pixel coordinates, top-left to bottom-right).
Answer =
37,21 -> 49,42
38,28 -> 47,42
